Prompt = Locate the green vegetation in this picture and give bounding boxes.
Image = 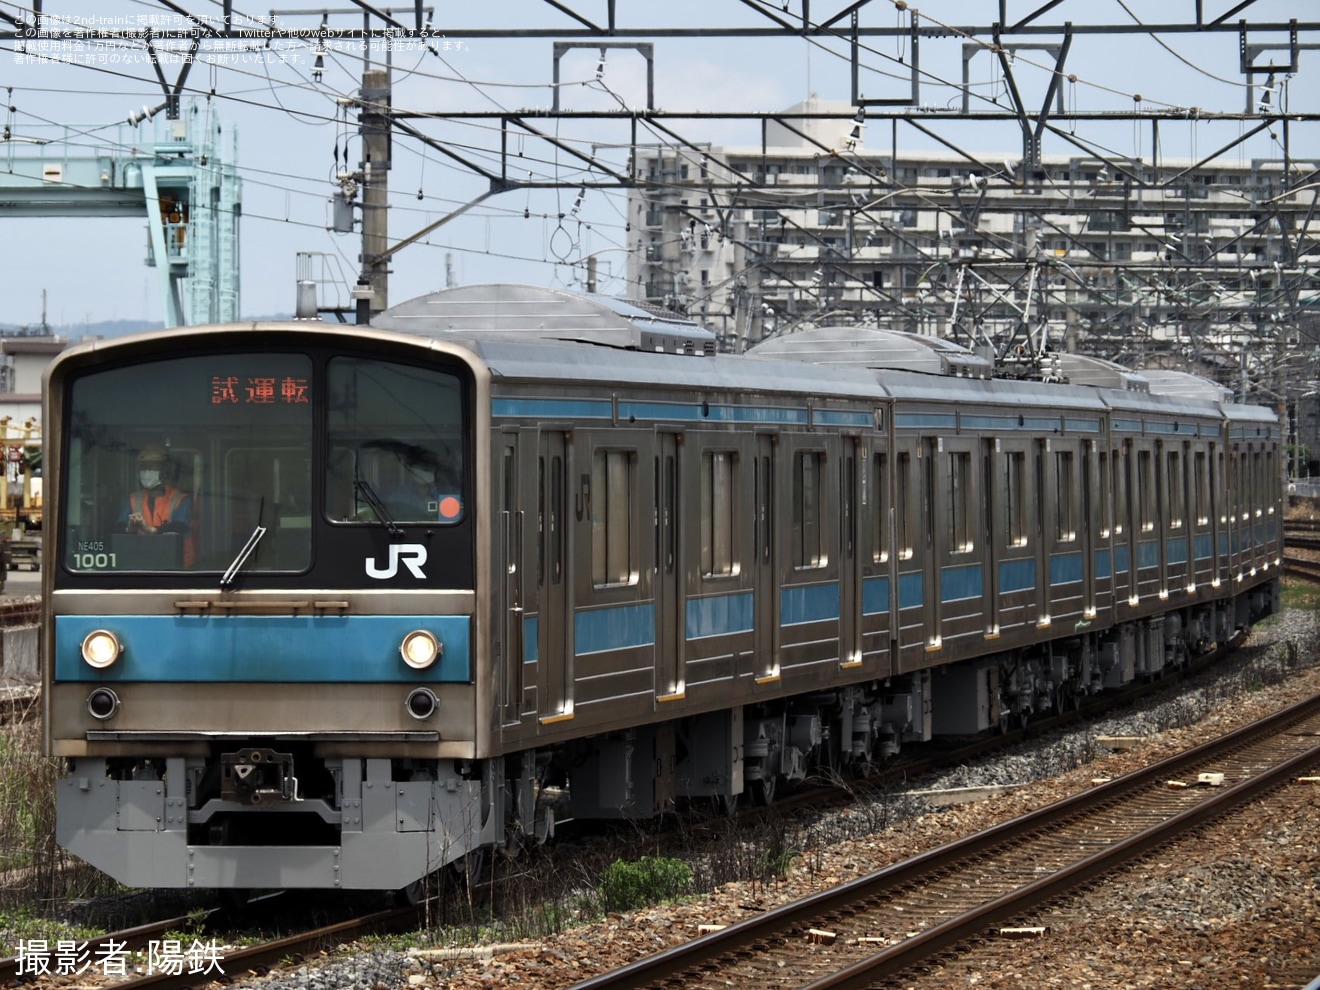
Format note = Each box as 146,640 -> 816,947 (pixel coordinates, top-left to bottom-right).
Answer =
756,841 -> 797,882
0,717 -> 118,915
1281,576 -> 1320,610
598,856 -> 692,914
0,907 -> 102,946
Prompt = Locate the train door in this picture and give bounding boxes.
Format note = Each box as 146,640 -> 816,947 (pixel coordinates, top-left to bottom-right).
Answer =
1034,439 -> 1049,625
654,431 -> 685,701
863,439 -> 894,675
1210,444 -> 1224,585
981,439 -> 1000,636
538,430 -> 573,722
893,437 -> 923,673
839,436 -> 862,668
498,430 -> 526,729
1192,444 -> 1211,590
1081,441 -> 1096,615
922,438 -> 941,646
1113,440 -> 1130,605
1156,440 -> 1170,598
753,433 -> 780,682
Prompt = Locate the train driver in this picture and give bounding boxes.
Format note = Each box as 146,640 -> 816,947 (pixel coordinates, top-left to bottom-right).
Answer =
120,443 -> 197,566
387,445 -> 463,524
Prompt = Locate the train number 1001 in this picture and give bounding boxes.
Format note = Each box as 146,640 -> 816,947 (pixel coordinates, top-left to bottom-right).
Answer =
71,552 -> 117,569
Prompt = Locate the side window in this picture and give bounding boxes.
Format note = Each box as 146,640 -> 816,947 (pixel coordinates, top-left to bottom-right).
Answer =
872,451 -> 889,563
950,451 -> 973,553
591,449 -> 637,588
1266,448 -> 1276,514
550,455 -> 564,585
896,451 -> 913,560
1254,450 -> 1264,516
1098,450 -> 1112,539
1194,450 -> 1208,526
792,449 -> 827,569
701,450 -> 738,578
1167,449 -> 1184,530
1006,450 -> 1027,547
1055,450 -> 1075,542
1239,451 -> 1250,521
1138,450 -> 1154,532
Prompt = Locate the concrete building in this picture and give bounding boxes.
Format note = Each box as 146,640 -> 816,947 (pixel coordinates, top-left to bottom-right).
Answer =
626,96 -> 1320,470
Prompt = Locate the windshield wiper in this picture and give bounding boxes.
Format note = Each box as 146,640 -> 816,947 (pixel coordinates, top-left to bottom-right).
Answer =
354,478 -> 402,536
221,524 -> 268,587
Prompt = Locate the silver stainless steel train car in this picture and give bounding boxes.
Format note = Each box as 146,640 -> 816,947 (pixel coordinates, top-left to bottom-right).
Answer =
44,284 -> 1283,891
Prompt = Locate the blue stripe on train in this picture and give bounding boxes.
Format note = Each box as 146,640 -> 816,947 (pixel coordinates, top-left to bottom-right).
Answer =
54,614 -> 472,682
575,602 -> 654,655
941,562 -> 982,602
1050,551 -> 1083,585
781,583 -> 840,625
898,571 -> 923,609
687,592 -> 754,639
999,558 -> 1035,593
862,575 -> 890,615
492,397 -> 613,419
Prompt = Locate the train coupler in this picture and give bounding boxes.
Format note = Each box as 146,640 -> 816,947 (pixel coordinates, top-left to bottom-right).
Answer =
221,748 -> 301,804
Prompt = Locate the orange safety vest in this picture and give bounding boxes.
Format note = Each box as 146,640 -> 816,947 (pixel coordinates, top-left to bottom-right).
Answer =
129,487 -> 196,566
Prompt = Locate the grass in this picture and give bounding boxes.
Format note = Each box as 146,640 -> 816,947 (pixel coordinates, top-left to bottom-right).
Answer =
0,907 -> 102,946
1281,576 -> 1320,611
0,715 -> 119,919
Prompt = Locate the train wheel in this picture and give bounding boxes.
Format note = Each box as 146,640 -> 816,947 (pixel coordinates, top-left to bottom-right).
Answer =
395,872 -> 438,907
749,774 -> 776,806
451,849 -> 488,892
712,791 -> 740,817
218,887 -> 251,913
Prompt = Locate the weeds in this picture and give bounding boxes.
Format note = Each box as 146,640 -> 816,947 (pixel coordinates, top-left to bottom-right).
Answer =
0,907 -> 101,946
0,711 -> 116,915
598,856 -> 692,914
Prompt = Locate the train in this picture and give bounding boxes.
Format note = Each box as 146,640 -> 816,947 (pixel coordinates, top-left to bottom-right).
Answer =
43,283 -> 1282,893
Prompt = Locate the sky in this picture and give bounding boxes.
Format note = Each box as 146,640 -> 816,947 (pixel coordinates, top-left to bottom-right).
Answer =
0,0 -> 1316,328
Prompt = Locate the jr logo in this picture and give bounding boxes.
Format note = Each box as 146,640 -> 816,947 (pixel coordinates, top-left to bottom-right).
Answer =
365,544 -> 429,579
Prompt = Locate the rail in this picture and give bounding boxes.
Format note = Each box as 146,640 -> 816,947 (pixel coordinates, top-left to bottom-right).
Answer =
567,691 -> 1320,990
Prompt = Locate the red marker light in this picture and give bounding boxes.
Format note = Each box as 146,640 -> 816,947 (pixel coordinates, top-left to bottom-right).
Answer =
439,496 -> 463,520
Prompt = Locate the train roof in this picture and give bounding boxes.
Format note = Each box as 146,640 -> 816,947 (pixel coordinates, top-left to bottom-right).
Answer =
469,337 -> 891,401
368,286 -> 1271,426
372,283 -> 719,356
747,326 -> 994,379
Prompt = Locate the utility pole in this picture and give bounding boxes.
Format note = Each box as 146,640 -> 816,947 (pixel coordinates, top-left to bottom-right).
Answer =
356,68 -> 391,324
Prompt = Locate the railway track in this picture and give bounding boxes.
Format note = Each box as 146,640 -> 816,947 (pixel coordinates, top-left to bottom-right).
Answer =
0,901 -> 428,990
1285,533 -> 1320,552
566,691 -> 1320,990
0,687 -> 38,726
1283,552 -> 1320,582
0,598 -> 38,627
0,911 -> 218,987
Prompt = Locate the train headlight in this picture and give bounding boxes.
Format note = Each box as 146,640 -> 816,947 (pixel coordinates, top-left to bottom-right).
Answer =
80,629 -> 123,669
86,687 -> 120,720
400,630 -> 441,670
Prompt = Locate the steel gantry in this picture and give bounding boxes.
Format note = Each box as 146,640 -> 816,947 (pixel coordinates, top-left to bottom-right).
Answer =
0,101 -> 240,327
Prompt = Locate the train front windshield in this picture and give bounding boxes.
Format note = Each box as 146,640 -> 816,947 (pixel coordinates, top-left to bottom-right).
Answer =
62,349 -> 468,578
